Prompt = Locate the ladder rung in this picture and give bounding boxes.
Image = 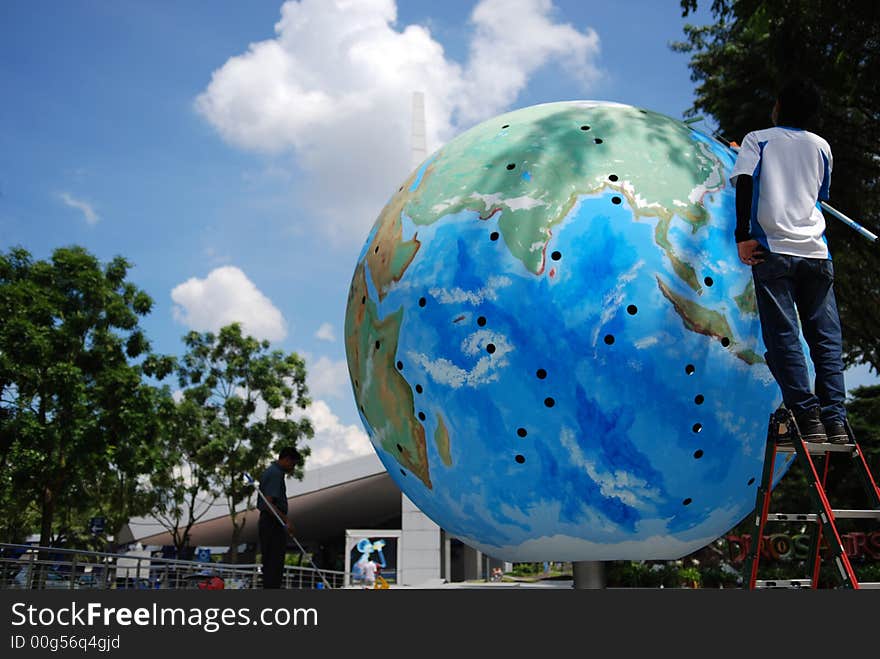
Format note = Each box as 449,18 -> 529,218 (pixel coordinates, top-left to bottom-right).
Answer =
832,509 -> 880,519
755,579 -> 813,589
776,442 -> 856,454
858,582 -> 880,589
766,513 -> 818,522
766,510 -> 880,521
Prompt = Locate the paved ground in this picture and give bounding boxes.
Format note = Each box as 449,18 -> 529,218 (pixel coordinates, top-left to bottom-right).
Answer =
346,578 -> 576,589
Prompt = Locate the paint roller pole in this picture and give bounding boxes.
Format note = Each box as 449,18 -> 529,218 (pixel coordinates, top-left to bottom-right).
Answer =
820,202 -> 878,244
243,472 -> 332,589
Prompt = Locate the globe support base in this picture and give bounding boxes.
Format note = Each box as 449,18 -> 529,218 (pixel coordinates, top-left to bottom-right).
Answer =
572,561 -> 606,589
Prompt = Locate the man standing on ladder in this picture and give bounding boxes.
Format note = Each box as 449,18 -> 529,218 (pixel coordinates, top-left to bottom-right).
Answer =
731,77 -> 847,445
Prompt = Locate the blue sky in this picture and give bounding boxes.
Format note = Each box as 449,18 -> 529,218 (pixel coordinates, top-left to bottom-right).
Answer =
2,1 -> 875,464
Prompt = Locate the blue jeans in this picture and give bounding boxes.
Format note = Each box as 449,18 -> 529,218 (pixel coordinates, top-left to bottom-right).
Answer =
752,253 -> 846,424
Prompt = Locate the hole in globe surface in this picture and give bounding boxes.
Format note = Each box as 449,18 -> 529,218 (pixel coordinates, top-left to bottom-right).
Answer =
604,334 -> 615,345
501,124 -> 509,129
396,360 -> 403,370
627,305 -> 638,315
609,174 -> 618,181
419,297 -> 426,307
477,316 -> 487,327
544,397 -> 555,408
721,337 -> 731,347
693,449 -> 704,459
748,477 -> 755,486
580,125 -> 590,131
375,340 -> 380,350
594,138 -> 603,144
515,454 -> 525,464
536,368 -> 547,379
517,428 -> 527,438
692,423 -> 703,433
704,276 -> 714,287
400,469 -> 406,476
415,384 -> 423,394
486,343 -> 496,354
612,196 -> 622,205
490,231 -> 499,241
551,251 -> 561,261
506,163 -> 516,170
685,364 -> 696,375
418,412 -> 426,421
682,498 -> 692,506
694,394 -> 704,405
397,444 -> 403,453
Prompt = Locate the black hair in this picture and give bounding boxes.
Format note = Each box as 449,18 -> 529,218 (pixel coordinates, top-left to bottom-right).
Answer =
278,446 -> 301,463
776,77 -> 820,129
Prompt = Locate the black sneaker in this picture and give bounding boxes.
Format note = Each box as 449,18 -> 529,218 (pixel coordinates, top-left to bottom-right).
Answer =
823,421 -> 849,445
794,407 -> 827,443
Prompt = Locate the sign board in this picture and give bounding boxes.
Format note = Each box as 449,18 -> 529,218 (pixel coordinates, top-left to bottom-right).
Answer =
88,517 -> 105,535
344,529 -> 402,588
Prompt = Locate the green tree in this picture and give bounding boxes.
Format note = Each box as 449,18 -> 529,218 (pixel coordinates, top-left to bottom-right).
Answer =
837,384 -> 880,500
150,396 -> 220,557
176,323 -> 313,562
0,443 -> 41,544
0,246 -> 174,549
83,384 -> 179,551
674,0 -> 880,370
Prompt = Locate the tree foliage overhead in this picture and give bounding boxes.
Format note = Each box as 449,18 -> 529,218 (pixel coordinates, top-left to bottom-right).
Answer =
176,323 -> 313,562
674,0 -> 880,370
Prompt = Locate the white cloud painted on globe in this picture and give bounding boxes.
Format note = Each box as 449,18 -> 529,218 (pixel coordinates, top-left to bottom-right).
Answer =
194,0 -> 601,241
171,266 -> 287,341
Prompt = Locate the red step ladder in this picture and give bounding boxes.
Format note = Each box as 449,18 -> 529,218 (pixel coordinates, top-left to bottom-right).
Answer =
744,408 -> 880,589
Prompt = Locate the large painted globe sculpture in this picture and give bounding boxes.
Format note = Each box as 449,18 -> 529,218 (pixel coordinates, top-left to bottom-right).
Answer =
344,101 -> 794,561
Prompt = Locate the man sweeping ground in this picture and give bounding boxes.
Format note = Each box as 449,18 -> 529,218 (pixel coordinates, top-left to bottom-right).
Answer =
257,447 -> 302,589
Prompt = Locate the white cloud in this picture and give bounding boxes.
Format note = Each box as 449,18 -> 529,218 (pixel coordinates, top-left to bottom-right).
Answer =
303,399 -> 372,467
203,245 -> 230,266
195,0 -> 601,242
171,266 -> 288,341
314,322 -> 336,342
459,0 -> 601,123
58,192 -> 99,225
306,355 -> 350,399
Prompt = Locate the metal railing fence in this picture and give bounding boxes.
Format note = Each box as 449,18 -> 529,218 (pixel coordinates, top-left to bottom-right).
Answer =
0,543 -> 346,590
